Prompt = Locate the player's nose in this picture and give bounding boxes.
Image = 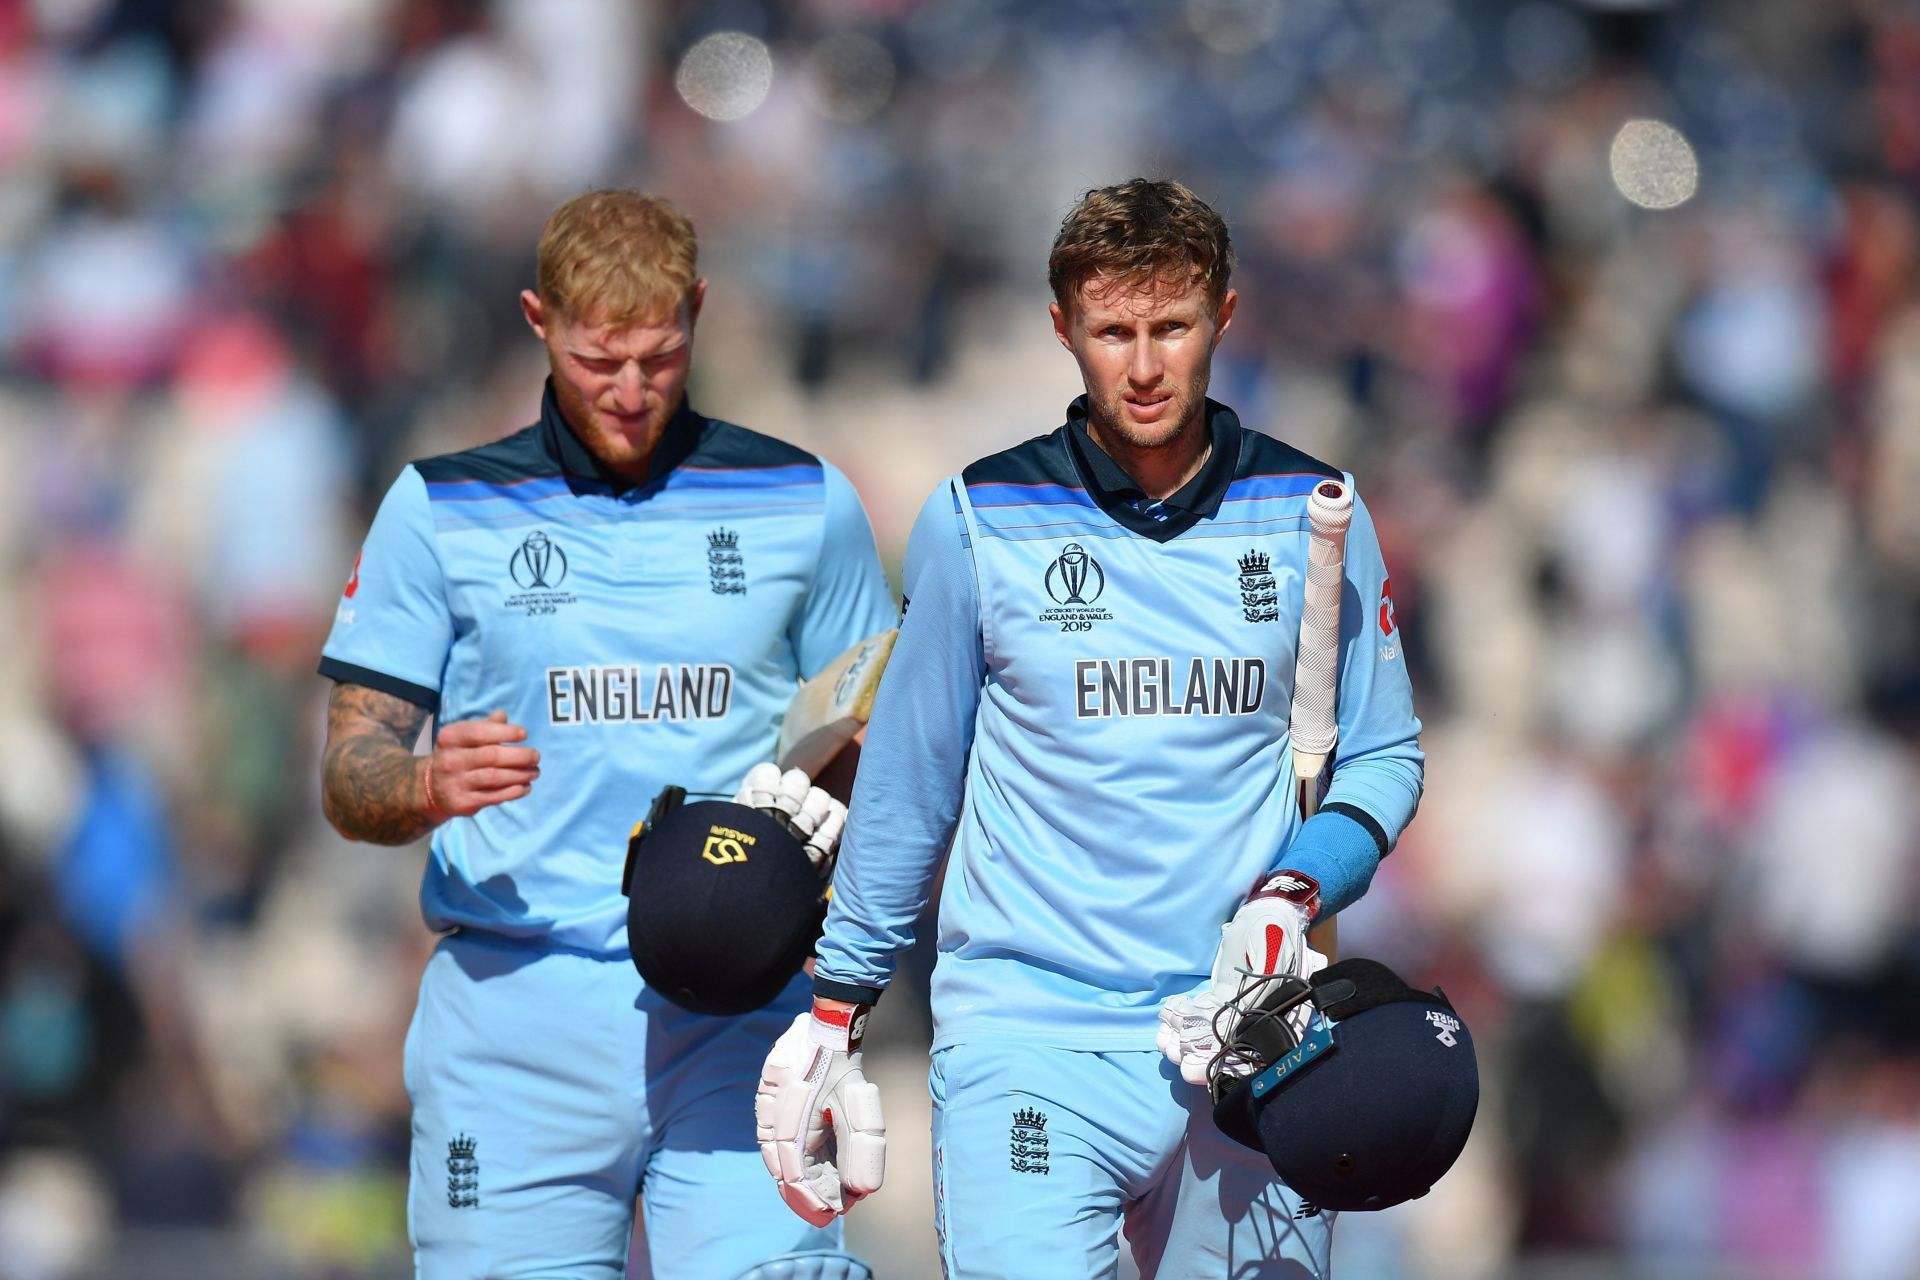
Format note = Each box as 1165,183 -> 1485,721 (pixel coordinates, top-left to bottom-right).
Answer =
610,362 -> 646,411
1127,339 -> 1163,386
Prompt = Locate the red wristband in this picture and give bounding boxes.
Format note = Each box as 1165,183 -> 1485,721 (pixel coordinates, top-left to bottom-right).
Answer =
1250,870 -> 1321,924
422,756 -> 449,823
810,999 -> 871,1053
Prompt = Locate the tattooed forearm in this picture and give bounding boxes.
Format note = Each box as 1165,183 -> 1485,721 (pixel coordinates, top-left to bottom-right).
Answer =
322,683 -> 436,845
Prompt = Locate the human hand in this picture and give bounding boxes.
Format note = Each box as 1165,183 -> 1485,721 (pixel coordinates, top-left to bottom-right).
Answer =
423,710 -> 540,820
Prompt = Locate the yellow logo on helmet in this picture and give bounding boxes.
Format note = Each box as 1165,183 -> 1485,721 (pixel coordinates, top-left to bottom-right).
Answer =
701,824 -> 758,866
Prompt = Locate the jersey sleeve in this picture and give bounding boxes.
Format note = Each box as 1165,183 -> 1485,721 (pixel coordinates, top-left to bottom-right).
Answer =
317,465 -> 452,711
788,462 -> 899,678
1275,483 -> 1425,917
812,480 -> 984,1006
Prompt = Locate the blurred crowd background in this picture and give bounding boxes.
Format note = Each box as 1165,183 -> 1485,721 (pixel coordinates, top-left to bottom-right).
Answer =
1,0 -> 1917,1275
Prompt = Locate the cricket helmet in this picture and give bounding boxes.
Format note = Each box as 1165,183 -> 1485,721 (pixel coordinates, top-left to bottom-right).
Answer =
622,786 -> 827,1016
1210,957 -> 1479,1212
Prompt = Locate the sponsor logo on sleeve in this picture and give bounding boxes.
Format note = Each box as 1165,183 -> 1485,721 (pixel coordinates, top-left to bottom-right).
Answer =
336,550 -> 363,624
1379,578 -> 1400,661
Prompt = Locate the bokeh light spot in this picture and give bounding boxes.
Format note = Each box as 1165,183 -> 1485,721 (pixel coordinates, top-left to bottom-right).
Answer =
1609,118 -> 1699,210
675,32 -> 774,123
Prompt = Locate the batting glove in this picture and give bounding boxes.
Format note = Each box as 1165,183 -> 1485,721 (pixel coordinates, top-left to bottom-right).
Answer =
735,763 -> 848,874
756,1001 -> 887,1226
1157,871 -> 1327,1088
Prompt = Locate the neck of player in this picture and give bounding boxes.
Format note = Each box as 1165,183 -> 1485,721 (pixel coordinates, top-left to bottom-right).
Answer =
1087,411 -> 1211,502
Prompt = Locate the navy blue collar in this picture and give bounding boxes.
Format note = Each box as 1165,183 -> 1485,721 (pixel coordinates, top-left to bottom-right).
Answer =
1063,395 -> 1240,540
537,379 -> 705,495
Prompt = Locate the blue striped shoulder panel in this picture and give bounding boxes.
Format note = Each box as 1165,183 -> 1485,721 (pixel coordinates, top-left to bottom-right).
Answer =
412,419 -> 825,531
958,422 -> 1346,542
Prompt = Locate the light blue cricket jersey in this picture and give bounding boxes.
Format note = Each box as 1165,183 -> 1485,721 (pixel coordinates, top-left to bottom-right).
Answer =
320,384 -> 895,956
813,397 -> 1424,1051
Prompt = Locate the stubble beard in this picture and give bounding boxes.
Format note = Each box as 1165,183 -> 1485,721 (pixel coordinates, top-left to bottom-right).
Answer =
1087,372 -> 1209,458
550,360 -> 681,476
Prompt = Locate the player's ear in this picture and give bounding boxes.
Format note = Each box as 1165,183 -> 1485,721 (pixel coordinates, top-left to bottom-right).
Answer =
686,278 -> 708,330
1211,288 -> 1238,347
520,289 -> 548,341
1049,300 -> 1072,352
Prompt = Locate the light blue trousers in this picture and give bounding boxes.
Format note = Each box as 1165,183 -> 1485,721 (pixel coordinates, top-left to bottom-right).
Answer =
404,932 -> 842,1278
929,1042 -> 1334,1279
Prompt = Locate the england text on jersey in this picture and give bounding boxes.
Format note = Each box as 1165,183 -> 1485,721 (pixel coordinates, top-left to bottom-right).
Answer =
1071,657 -> 1267,719
546,663 -> 734,725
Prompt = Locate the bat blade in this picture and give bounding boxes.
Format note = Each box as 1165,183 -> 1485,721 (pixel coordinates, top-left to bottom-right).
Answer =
775,629 -> 899,777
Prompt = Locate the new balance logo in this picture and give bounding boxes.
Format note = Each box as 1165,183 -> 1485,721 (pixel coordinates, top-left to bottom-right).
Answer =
1261,872 -> 1314,898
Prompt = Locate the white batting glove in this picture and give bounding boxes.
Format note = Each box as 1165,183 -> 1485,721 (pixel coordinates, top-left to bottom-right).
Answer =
1157,872 -> 1327,1088
755,1002 -> 887,1226
734,763 -> 848,873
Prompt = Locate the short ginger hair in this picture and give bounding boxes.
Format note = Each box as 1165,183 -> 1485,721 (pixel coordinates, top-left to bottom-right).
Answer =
1047,178 -> 1234,314
535,190 -> 699,327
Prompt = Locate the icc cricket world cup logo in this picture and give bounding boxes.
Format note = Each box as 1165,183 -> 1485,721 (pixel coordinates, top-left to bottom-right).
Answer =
1045,543 -> 1106,605
510,531 -> 569,590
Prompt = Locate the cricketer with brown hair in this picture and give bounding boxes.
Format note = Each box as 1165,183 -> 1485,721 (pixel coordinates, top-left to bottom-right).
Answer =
755,178 -> 1425,1278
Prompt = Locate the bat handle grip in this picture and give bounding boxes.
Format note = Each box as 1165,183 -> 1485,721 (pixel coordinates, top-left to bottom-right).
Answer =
1295,766 -> 1336,960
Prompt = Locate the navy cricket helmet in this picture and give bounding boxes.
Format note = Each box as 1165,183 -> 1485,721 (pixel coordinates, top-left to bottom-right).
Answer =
1211,957 -> 1478,1212
622,786 -> 828,1016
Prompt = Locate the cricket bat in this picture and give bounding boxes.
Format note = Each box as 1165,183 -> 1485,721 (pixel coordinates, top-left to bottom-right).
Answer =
774,629 -> 899,777
1292,480 -> 1353,958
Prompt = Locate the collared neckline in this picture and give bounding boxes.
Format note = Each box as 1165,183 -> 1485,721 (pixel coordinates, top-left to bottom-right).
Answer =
537,379 -> 705,495
1064,394 -> 1241,540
